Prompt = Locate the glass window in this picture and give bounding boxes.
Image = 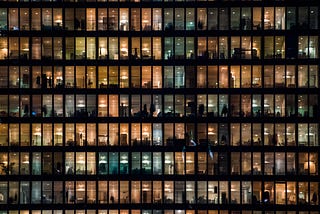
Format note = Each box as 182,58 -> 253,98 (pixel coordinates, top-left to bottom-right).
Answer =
109,37 -> 118,60
275,152 -> 285,175
241,124 -> 251,146
131,8 -> 140,31
87,123 -> 96,146
197,37 -> 207,59
241,7 -> 251,30
131,37 -> 140,60
9,37 -> 18,59
109,95 -> 119,117
174,181 -> 185,203
253,7 -> 261,30
275,123 -> 285,146
219,37 -> 228,59
75,8 -> 85,31
20,8 -> 29,31
230,8 -> 240,30
175,66 -> 184,88
86,8 -> 96,31
31,152 -> 41,175
53,8 -> 62,30
43,123 -> 52,146
196,8 -> 206,30
65,37 -> 74,60
86,152 -> 95,174
185,152 -> 194,174
75,37 -> 85,60
153,66 -> 162,89
297,94 -> 308,117
0,38 -> 8,60
286,7 -> 296,30
164,152 -> 174,174
152,123 -> 162,146
98,8 -> 108,31
264,153 -> 274,175
131,66 -> 140,88
141,8 -> 151,31
310,182 -> 319,205
87,38 -> 96,60
65,8 -> 74,31
253,153 -> 261,173
230,181 -> 240,204
108,8 -> 118,31
264,7 -> 274,30
120,38 -> 128,60
309,7 -> 318,29
309,65 -> 318,88
287,153 -> 296,175
119,181 -> 129,203
275,7 -> 285,30
153,8 -> 162,31
98,153 -> 108,174
0,8 -> 7,30
120,152 -> 129,174
141,37 -> 151,60
164,8 -> 173,31
219,66 -> 228,88
8,66 -> 18,88
252,94 -> 262,115
298,7 -> 308,29
197,66 -> 207,88
219,8 -> 228,30
219,181 -> 228,204
131,152 -> 140,174
141,66 -> 151,88
65,123 -> 75,146
153,37 -> 161,60
131,181 -> 140,203
109,181 -> 118,203
87,181 -> 96,204
241,66 -> 251,88
98,66 -> 107,88
65,152 -> 74,175
9,8 -> 18,31
141,152 -> 151,174
175,8 -> 184,30
205,8 -> 217,30
109,152 -> 119,174
31,181 -> 41,203
42,8 -> 52,30
164,66 -> 173,88
153,181 -> 162,203
197,96 -> 206,118
208,66 -> 218,88
98,181 -> 108,203
185,8 -> 194,30
231,152 -> 240,174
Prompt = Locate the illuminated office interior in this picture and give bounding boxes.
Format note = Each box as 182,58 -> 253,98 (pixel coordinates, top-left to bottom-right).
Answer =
0,0 -> 319,214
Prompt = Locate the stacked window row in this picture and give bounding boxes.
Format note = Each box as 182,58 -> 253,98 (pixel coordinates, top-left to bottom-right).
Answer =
0,122 -> 318,147
0,65 -> 318,89
0,36 -> 318,60
0,179 -> 319,205
0,0 -> 304,2
1,211 -> 320,214
0,151 -> 318,176
0,211 -> 319,214
0,93 -> 318,119
0,7 -> 318,32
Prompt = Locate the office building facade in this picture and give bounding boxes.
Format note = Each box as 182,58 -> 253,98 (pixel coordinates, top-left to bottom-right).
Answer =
0,0 -> 319,214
